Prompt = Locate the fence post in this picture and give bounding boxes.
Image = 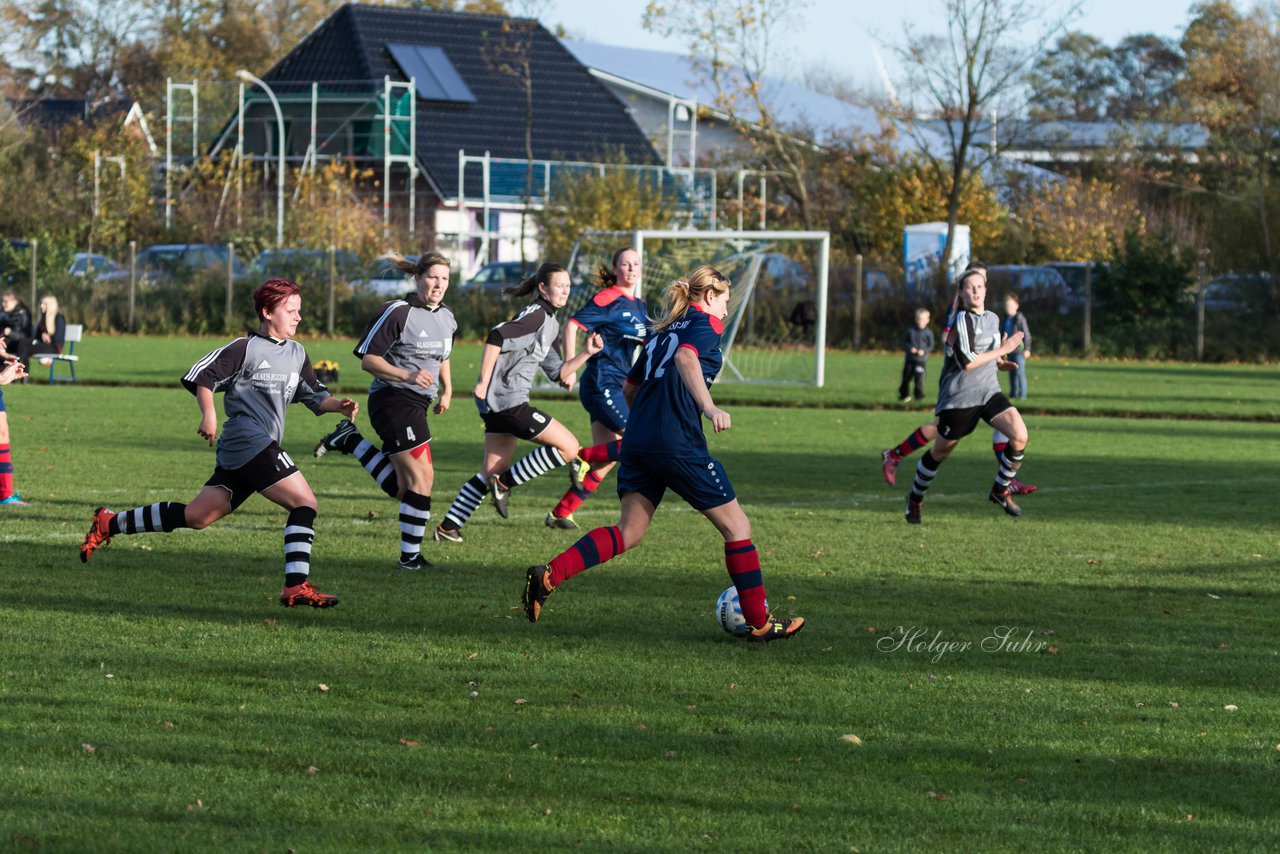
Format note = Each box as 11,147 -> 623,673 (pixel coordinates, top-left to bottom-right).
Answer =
128,240 -> 137,333
1082,261 -> 1092,355
1195,255 -> 1206,361
29,239 -> 38,308
327,244 -> 336,336
852,254 -> 864,351
226,242 -> 235,333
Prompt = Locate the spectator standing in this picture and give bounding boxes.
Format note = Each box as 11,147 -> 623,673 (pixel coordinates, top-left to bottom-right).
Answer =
898,307 -> 934,402
1003,293 -> 1031,400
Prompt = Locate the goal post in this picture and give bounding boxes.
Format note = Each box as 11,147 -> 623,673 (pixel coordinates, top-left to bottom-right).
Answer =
565,229 -> 831,386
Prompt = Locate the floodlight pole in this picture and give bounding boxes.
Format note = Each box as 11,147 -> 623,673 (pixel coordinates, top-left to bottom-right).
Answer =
236,69 -> 285,247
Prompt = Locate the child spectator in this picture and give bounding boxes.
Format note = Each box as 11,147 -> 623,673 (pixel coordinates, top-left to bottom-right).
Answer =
898,307 -> 934,402
1002,294 -> 1031,399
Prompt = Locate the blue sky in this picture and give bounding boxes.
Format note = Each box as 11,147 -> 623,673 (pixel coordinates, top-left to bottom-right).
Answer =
544,0 -> 1220,90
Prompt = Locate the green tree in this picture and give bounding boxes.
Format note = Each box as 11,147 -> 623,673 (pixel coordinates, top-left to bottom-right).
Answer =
1026,31 -> 1115,120
1108,33 -> 1185,119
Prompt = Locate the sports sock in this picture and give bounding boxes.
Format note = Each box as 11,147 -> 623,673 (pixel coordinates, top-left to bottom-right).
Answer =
107,502 -> 190,536
399,491 -> 431,561
441,473 -> 486,532
548,525 -> 625,586
0,443 -> 13,498
992,428 -> 1009,462
909,450 -> 942,502
995,446 -> 1025,489
497,445 -> 568,490
551,470 -> 604,519
283,506 -> 317,587
892,427 -> 931,460
354,439 -> 398,498
725,539 -> 768,628
579,440 -> 622,464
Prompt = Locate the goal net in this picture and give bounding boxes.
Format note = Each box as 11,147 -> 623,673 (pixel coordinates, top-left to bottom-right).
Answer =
562,229 -> 831,386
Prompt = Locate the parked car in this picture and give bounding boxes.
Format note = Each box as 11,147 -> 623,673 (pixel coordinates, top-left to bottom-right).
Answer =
350,257 -> 418,298
1199,273 -> 1272,312
249,247 -> 361,281
135,243 -> 248,284
458,261 -> 529,298
68,253 -> 129,282
1045,262 -> 1107,308
983,265 -> 1071,313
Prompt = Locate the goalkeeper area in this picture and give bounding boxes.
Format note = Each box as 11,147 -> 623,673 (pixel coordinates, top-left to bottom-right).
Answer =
565,230 -> 831,386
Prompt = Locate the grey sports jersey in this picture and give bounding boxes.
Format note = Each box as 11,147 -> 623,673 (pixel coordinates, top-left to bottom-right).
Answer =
935,309 -> 1003,412
354,294 -> 456,398
181,334 -> 331,469
482,298 -> 564,412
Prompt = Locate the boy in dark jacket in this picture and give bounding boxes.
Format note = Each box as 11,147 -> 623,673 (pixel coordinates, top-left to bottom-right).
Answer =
898,307 -> 934,402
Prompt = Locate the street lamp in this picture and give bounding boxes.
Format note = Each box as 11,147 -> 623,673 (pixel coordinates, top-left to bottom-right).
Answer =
235,69 -> 285,247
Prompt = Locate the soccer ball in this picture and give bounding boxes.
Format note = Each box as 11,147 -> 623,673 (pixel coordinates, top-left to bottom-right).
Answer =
715,586 -> 757,635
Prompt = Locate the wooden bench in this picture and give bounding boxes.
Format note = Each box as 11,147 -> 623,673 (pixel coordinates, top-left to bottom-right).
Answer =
45,324 -> 82,384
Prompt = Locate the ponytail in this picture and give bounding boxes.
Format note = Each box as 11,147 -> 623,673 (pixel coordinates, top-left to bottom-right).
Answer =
381,251 -> 451,278
593,246 -> 638,289
506,262 -> 567,299
652,265 -> 730,331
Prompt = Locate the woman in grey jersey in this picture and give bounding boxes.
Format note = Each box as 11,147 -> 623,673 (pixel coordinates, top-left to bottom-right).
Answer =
80,279 -> 359,608
904,269 -> 1028,525
434,263 -> 602,542
314,252 -> 457,571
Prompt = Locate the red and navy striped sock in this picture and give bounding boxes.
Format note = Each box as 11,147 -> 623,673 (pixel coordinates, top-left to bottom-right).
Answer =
552,470 -> 603,519
892,427 -> 931,460
548,525 -> 625,586
579,440 -> 622,464
992,439 -> 1008,464
725,539 -> 768,628
0,443 -> 13,499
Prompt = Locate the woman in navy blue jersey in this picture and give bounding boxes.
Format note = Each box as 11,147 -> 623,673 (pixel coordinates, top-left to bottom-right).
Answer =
433,263 -> 602,543
521,266 -> 805,642
80,279 -> 359,609
545,246 -> 648,530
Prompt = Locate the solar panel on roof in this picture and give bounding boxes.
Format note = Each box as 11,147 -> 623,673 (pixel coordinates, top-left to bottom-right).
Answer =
387,43 -> 476,104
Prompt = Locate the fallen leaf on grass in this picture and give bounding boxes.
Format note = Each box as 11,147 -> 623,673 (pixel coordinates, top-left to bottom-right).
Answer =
399,739 -> 420,748
837,734 -> 863,745
514,698 -> 527,705
927,791 -> 949,802
317,684 -> 329,693
1168,702 -> 1179,708
306,766 -> 319,775
633,722 -> 648,730
162,721 -> 175,729
1207,593 -> 1221,599
1224,704 -> 1238,711
466,652 -> 479,660
81,743 -> 97,755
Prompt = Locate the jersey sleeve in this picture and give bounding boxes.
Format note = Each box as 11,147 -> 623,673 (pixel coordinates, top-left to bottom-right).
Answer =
181,338 -> 249,395
486,304 -> 546,349
677,313 -> 720,356
539,325 -> 565,382
950,312 -> 979,367
293,352 -> 332,415
354,301 -> 407,358
570,297 -> 605,333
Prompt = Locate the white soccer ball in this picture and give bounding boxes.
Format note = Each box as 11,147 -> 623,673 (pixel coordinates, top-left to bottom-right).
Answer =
715,586 -> 757,635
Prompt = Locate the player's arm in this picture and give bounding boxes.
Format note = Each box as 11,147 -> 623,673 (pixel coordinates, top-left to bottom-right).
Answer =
473,342 -> 501,401
318,395 -> 359,420
557,332 -> 603,383
362,352 -> 431,388
434,358 -> 452,414
195,385 -> 218,446
674,346 -> 730,433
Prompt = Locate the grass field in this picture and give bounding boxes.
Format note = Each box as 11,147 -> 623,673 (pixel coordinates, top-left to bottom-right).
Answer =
2,341 -> 1279,851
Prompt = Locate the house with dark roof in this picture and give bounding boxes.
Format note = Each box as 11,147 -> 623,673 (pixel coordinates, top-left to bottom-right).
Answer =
209,3 -> 661,261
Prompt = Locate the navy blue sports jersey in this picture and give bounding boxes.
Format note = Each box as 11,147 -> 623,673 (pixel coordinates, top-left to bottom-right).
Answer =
570,286 -> 648,390
623,304 -> 724,458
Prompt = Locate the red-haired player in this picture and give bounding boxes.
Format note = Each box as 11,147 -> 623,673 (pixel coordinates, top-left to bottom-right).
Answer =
79,279 -> 359,608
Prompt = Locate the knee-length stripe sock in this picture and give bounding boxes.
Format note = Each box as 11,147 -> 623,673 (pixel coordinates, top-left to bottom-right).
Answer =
497,445 -> 568,491
579,440 -> 622,465
892,427 -> 931,460
548,525 -> 625,586
284,507 -> 317,587
107,502 -> 189,536
399,491 -> 431,560
354,439 -> 398,498
441,474 -> 486,532
995,447 -> 1024,489
552,470 -> 604,519
0,443 -> 13,499
909,450 -> 941,502
725,539 -> 768,628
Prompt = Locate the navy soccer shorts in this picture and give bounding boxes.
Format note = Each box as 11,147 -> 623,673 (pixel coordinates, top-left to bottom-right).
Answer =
616,452 -> 736,512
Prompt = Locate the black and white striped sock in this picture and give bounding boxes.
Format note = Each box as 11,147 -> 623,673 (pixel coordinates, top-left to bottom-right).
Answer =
399,491 -> 431,560
498,445 -> 568,490
995,447 -> 1024,488
284,506 -> 317,587
108,502 -> 189,536
909,451 -> 941,502
354,439 -> 399,498
441,474 -> 486,531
